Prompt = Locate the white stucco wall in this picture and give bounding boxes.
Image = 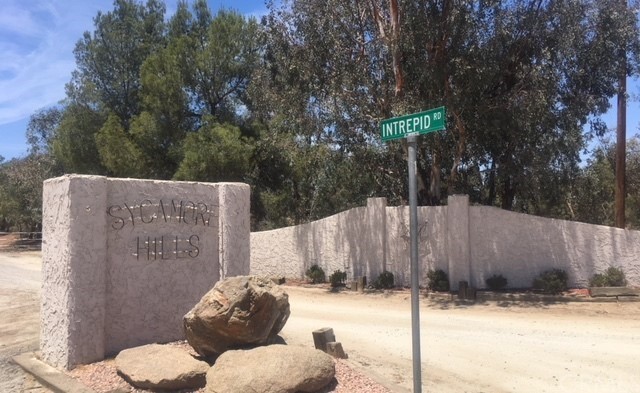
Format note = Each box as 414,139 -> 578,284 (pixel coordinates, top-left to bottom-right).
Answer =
41,175 -> 250,369
250,199 -> 450,287
469,206 -> 640,288
250,196 -> 640,289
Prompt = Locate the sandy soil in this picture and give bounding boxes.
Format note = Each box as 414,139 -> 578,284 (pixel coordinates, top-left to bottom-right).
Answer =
1,251 -> 639,393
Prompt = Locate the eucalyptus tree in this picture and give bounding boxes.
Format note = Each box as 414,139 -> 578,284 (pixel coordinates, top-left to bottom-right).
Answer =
253,0 -> 640,215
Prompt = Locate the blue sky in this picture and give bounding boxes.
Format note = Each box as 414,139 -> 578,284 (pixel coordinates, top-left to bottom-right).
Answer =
0,0 -> 268,161
0,1 -> 638,161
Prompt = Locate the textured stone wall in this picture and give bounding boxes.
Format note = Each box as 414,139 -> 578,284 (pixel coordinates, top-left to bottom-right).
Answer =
250,196 -> 640,289
41,175 -> 250,369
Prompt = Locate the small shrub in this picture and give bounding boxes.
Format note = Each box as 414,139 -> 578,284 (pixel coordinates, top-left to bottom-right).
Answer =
373,270 -> 395,289
329,270 -> 347,287
427,269 -> 450,292
532,269 -> 568,294
589,267 -> 627,287
306,264 -> 325,284
485,274 -> 508,291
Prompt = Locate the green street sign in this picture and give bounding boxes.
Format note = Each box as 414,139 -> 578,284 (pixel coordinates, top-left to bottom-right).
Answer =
380,106 -> 446,142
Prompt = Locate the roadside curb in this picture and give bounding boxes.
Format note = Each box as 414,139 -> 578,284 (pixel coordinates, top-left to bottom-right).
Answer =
12,352 -> 96,393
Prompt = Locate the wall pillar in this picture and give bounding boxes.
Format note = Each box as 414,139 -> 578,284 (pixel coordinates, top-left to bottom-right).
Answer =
217,183 -> 251,279
41,175 -> 108,369
446,195 -> 471,291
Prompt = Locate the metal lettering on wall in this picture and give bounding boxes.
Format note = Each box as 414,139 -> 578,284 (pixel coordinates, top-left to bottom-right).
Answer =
106,199 -> 216,260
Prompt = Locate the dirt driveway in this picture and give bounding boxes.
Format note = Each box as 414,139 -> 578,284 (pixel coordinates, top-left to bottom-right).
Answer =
1,251 -> 639,393
280,286 -> 640,393
0,251 -> 44,393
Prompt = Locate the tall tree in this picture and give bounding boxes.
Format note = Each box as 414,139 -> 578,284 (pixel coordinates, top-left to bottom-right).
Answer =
616,0 -> 628,228
253,0 -> 640,218
0,155 -> 59,231
73,0 -> 166,125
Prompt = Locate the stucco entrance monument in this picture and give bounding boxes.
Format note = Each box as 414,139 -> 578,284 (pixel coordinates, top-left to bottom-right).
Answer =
40,175 -> 250,369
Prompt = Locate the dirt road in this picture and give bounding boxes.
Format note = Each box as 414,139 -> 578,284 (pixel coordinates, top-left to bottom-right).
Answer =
1,252 -> 639,393
0,251 -> 43,393
280,286 -> 640,393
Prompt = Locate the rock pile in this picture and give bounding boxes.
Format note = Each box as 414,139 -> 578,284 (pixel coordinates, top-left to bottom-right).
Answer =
115,276 -> 335,393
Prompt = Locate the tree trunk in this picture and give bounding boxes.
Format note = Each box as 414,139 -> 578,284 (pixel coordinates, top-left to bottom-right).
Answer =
615,45 -> 626,229
429,147 -> 442,205
487,160 -> 496,206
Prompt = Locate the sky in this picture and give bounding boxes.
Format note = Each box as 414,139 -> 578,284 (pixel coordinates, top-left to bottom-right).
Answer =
0,0 -> 638,161
0,0 -> 268,161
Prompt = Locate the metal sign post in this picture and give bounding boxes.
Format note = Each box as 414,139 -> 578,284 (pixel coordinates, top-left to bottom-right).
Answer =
407,134 -> 422,393
380,106 -> 446,393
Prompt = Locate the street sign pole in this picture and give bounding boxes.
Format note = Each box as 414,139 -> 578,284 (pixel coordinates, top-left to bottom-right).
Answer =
407,134 -> 422,393
381,106 -> 445,393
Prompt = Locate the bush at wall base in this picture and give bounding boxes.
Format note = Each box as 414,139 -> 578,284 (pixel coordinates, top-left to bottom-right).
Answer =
306,264 -> 326,284
485,274 -> 508,291
373,270 -> 394,289
329,270 -> 347,287
532,269 -> 568,294
426,269 -> 450,292
589,267 -> 627,287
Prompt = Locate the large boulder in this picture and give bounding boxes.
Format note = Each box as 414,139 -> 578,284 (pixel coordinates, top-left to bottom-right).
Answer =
115,344 -> 209,390
184,275 -> 290,356
205,345 -> 335,393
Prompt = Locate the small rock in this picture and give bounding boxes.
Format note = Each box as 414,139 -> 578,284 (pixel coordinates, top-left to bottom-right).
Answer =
206,345 -> 335,393
326,342 -> 348,359
184,275 -> 290,356
115,344 -> 209,390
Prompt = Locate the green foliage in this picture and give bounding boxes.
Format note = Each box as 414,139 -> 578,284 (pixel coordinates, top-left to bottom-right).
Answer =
52,103 -> 106,174
485,274 -> 508,291
73,0 -> 166,123
255,0 -> 640,214
589,267 -> 627,287
426,269 -> 450,292
532,269 -> 568,294
48,1 -> 261,184
305,264 -> 325,284
95,114 -> 146,177
329,270 -> 347,288
373,271 -> 395,290
568,136 -> 640,229
173,120 -> 253,183
0,154 -> 60,231
15,0 -> 640,232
